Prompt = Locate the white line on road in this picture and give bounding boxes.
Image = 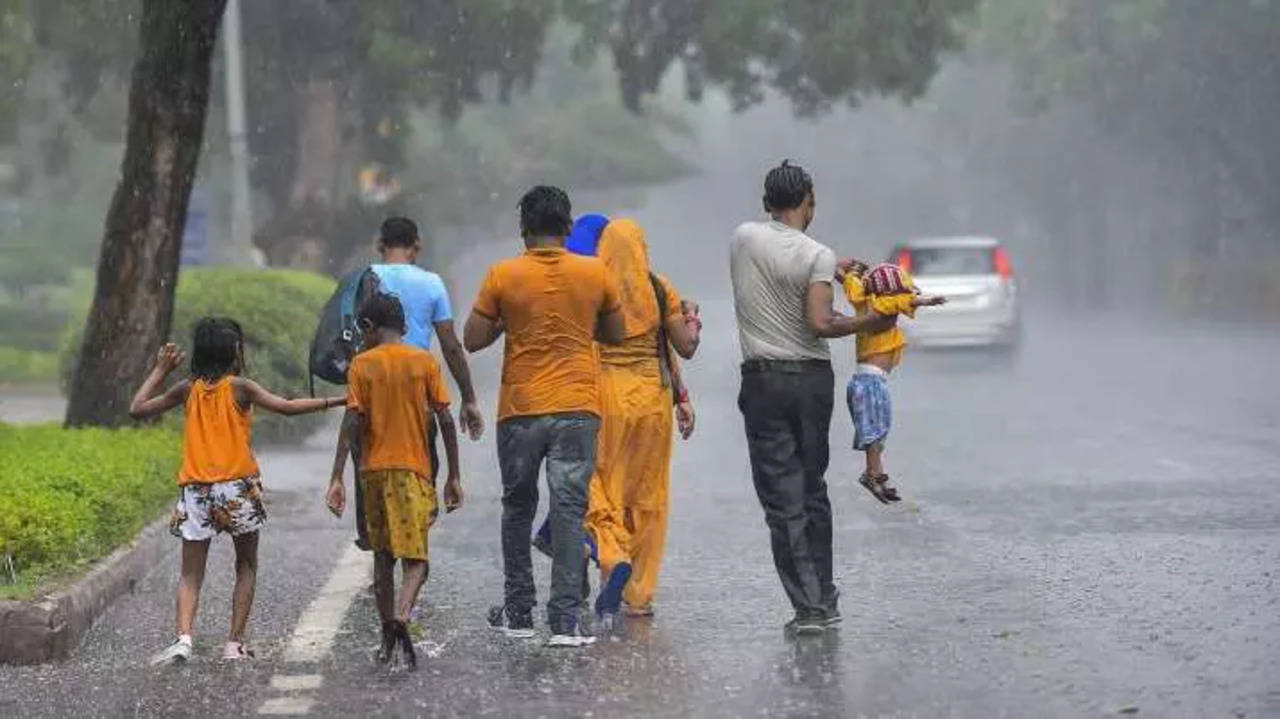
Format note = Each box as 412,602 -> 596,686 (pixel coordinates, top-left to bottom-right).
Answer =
270,674 -> 324,692
258,696 -> 317,716
257,540 -> 367,716
283,542 -> 367,663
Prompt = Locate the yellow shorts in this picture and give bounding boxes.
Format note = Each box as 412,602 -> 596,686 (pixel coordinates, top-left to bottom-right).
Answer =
360,469 -> 437,561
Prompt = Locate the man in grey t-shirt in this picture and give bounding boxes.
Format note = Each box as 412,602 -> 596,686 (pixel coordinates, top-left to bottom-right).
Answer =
729,160 -> 893,635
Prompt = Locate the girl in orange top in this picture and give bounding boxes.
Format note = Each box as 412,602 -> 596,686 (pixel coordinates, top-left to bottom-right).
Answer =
129,317 -> 344,665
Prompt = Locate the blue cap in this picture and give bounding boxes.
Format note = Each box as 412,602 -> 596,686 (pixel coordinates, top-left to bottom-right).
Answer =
565,214 -> 609,256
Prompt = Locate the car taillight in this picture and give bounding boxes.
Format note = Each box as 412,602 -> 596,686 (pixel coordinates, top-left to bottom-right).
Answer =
993,246 -> 1013,278
894,249 -> 913,273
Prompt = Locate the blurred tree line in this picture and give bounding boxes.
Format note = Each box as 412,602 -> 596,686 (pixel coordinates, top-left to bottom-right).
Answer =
973,0 -> 1280,309
0,0 -> 978,424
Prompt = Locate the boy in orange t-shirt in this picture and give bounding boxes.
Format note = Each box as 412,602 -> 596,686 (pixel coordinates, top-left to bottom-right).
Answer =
327,293 -> 461,670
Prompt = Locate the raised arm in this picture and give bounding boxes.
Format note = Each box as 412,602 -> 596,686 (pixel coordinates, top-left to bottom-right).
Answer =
806,281 -> 897,339
129,343 -> 191,420
236,378 -> 344,415
664,301 -> 701,360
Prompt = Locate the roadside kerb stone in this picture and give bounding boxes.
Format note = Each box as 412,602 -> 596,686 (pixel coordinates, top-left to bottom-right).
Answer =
0,516 -> 171,664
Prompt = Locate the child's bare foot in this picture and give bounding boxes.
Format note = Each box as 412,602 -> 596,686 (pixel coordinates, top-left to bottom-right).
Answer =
858,473 -> 890,504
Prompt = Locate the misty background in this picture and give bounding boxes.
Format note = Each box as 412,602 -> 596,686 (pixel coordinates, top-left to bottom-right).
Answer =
1,0 -> 1277,386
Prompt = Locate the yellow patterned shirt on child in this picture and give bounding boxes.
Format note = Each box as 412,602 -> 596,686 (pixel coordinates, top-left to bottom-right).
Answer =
843,272 -> 918,369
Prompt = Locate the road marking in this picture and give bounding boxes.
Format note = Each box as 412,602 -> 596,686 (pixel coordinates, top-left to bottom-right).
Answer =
283,542 -> 367,663
270,674 -> 324,692
258,696 -> 317,715
257,540 -> 365,716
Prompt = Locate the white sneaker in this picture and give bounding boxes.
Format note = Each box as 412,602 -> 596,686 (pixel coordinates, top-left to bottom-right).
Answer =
547,619 -> 596,648
150,637 -> 193,666
222,641 -> 255,660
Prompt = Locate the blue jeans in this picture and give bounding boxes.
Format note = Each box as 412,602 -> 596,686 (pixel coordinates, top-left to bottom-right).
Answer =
497,412 -> 600,629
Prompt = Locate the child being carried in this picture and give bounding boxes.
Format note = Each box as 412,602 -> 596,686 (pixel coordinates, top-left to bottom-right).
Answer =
838,260 -> 946,504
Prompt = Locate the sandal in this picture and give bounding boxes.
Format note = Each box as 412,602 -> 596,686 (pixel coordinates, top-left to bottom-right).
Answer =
858,473 -> 890,504
876,475 -> 902,503
221,640 -> 256,660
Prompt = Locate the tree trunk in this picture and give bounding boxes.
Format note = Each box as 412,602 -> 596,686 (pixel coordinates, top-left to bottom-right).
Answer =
64,0 -> 227,428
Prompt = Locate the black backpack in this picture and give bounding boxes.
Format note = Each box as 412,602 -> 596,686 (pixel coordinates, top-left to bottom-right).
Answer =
309,266 -> 380,393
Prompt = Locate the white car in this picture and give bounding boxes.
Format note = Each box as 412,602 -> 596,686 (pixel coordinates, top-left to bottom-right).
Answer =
889,236 -> 1021,349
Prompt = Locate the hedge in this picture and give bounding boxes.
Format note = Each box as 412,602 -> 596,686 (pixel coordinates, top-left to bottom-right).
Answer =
0,424 -> 180,598
0,347 -> 58,384
61,267 -> 336,445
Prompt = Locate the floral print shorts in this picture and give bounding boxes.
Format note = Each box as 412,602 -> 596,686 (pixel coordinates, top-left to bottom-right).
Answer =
169,477 -> 267,541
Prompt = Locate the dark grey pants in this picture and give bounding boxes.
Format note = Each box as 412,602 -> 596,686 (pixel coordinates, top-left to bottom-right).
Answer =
738,359 -> 837,617
497,412 -> 600,628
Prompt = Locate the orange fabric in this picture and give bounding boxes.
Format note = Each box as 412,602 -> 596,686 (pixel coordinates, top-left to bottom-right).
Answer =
472,247 -> 621,421
596,219 -> 682,367
347,342 -> 450,478
179,378 -> 260,485
585,362 -> 673,607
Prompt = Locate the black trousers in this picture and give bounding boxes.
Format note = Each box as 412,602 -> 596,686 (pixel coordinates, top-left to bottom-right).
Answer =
354,418 -> 439,550
738,359 -> 837,616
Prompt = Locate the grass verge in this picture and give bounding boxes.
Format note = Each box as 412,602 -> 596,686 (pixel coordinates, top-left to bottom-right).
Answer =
0,423 -> 180,600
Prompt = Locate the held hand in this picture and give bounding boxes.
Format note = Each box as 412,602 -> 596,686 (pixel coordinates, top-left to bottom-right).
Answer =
863,312 -> 898,334
835,259 -> 868,283
460,402 -> 484,441
156,343 -> 185,373
326,480 -> 346,518
443,477 -> 463,513
676,401 -> 696,440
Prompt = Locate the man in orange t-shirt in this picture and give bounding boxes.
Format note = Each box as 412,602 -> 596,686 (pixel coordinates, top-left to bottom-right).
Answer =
464,185 -> 625,647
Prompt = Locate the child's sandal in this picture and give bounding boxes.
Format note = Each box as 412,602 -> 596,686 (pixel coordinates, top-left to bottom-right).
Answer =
858,473 -> 891,504
876,475 -> 902,502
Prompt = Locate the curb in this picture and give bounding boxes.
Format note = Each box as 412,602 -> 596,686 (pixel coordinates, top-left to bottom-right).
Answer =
0,515 -> 173,665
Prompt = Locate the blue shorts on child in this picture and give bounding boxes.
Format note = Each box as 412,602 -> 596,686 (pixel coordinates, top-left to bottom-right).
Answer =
847,367 -> 892,451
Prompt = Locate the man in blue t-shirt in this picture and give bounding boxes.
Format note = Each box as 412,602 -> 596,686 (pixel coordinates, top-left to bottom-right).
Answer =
370,216 -> 483,439
341,217 -> 483,553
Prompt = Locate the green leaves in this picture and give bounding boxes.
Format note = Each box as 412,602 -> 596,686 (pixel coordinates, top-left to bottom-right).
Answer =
564,0 -> 980,115
60,268 -> 336,444
0,424 -> 180,597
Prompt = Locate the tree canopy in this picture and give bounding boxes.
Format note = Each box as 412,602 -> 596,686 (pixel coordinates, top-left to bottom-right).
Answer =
1,0 -> 982,273
566,0 -> 979,114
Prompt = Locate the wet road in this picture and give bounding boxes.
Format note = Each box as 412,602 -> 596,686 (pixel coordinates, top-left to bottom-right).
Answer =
4,161 -> 1280,717
3,304 -> 1278,718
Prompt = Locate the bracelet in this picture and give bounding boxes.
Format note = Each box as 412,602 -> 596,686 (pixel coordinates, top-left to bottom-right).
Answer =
676,388 -> 690,404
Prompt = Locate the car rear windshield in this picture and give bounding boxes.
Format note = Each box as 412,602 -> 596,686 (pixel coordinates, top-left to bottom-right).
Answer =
907,247 -> 996,276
